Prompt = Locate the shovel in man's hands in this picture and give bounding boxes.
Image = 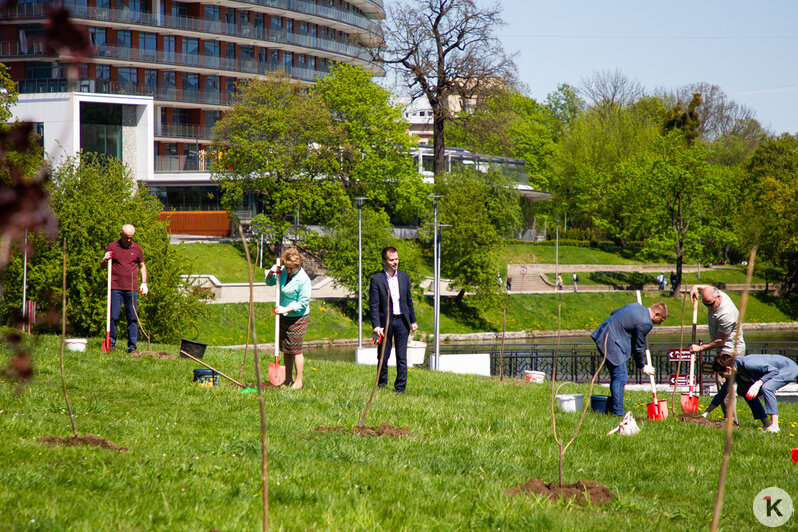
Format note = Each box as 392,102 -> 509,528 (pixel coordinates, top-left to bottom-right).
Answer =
101,251 -> 113,353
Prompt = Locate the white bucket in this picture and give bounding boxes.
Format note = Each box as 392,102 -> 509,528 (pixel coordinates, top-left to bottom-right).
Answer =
555,382 -> 583,412
65,338 -> 87,352
524,370 -> 545,384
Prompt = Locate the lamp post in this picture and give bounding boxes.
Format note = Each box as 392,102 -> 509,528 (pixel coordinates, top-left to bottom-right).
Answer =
355,197 -> 367,348
428,194 -> 443,370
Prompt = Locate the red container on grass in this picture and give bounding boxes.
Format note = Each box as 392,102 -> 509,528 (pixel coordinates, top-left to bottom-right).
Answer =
792,448 -> 798,464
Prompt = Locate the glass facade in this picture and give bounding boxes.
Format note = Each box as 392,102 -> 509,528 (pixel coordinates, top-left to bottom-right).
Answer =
80,102 -> 122,161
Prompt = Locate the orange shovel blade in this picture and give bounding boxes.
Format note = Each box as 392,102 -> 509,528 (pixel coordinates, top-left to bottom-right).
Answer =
647,400 -> 668,420
268,357 -> 285,386
680,394 -> 699,413
101,332 -> 112,354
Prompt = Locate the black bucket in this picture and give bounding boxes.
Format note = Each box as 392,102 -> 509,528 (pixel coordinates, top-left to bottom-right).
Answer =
180,338 -> 207,359
193,368 -> 218,386
590,394 -> 610,414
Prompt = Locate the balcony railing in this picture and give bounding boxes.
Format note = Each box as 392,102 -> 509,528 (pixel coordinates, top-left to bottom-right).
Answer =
157,123 -> 215,140
4,2 -> 380,47
2,42 -> 331,83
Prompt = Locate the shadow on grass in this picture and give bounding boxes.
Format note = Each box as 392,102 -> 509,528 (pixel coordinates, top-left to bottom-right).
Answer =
435,296 -> 492,332
751,292 -> 798,321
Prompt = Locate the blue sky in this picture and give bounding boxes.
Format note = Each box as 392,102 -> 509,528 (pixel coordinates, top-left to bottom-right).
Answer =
493,0 -> 798,135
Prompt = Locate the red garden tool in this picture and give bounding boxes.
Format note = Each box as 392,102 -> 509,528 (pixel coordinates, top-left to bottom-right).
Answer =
268,258 -> 286,386
637,291 -> 667,420
101,252 -> 113,353
680,299 -> 700,413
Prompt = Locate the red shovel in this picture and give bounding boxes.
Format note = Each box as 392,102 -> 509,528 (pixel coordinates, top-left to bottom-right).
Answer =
637,291 -> 667,420
680,300 -> 700,413
268,258 -> 285,386
101,252 -> 113,353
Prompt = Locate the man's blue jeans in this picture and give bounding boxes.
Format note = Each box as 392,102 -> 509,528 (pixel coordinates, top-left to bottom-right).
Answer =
605,359 -> 628,416
110,289 -> 138,352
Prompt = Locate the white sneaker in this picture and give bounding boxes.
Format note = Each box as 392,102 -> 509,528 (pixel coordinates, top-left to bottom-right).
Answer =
765,424 -> 780,434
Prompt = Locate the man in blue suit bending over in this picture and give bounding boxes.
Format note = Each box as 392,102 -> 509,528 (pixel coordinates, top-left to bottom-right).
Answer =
591,302 -> 669,415
369,246 -> 418,394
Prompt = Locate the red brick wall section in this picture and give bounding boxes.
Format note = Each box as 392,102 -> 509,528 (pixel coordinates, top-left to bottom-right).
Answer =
159,211 -> 232,237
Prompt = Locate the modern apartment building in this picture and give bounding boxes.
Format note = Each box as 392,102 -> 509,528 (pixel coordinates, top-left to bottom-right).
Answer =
2,0 -> 384,213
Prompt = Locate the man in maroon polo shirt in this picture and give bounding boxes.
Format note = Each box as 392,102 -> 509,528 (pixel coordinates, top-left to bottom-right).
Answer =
100,224 -> 147,353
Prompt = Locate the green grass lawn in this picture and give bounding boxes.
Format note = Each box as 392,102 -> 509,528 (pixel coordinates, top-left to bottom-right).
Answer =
172,242 -> 256,283
502,243 -> 646,265
2,336 -> 796,530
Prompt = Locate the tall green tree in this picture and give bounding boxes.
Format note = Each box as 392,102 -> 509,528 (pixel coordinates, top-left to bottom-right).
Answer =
638,131 -> 717,295
378,0 -> 516,176
435,168 -> 520,304
314,64 -> 425,223
210,75 -> 345,248
742,135 -> 798,295
447,88 -> 558,190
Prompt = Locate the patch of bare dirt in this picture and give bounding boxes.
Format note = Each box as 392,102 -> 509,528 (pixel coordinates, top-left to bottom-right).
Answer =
37,434 -> 128,452
314,423 -> 413,437
678,411 -> 725,428
508,479 -> 615,506
129,350 -> 176,360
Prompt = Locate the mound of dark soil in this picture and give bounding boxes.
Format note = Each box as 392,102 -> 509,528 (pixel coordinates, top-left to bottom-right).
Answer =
129,350 -> 176,360
37,434 -> 128,452
678,411 -> 725,428
507,479 -> 615,506
314,423 -> 413,437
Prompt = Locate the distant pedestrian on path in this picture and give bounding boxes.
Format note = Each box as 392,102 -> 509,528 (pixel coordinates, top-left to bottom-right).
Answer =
506,276 -> 512,292
657,273 -> 667,290
572,272 -> 579,292
496,271 -> 503,289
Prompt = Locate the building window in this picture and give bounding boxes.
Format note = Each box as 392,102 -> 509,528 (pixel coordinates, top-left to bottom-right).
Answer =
300,21 -> 308,34
204,75 -> 220,104
226,78 -> 236,101
80,102 -> 123,161
204,5 -> 219,20
163,71 -> 176,98
285,19 -> 293,33
182,74 -> 199,102
204,40 -> 220,68
118,67 -> 137,92
144,69 -> 157,94
284,52 -> 292,69
139,32 -> 156,61
172,1 -> 188,18
240,45 -> 255,70
116,30 -> 131,58
163,35 -> 175,62
271,15 -> 282,31
96,64 -> 110,81
225,8 -> 236,33
89,27 -> 106,56
182,37 -> 199,66
309,56 -> 316,70
225,43 -> 235,61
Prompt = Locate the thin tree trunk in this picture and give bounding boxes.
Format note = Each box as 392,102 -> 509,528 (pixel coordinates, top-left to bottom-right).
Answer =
59,237 -> 77,437
237,223 -> 269,532
710,247 -> 756,532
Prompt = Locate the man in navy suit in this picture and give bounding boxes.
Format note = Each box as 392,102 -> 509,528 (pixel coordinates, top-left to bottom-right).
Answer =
591,302 -> 669,415
369,247 -> 418,394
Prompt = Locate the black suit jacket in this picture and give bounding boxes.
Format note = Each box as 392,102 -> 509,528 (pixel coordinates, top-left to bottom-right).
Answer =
369,269 -> 416,330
